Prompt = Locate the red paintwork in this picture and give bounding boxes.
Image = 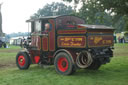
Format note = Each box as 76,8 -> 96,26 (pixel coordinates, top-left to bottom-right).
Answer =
49,19 -> 55,30
88,29 -> 114,34
67,25 -> 75,28
18,55 -> 26,66
42,37 -> 48,51
31,36 -> 36,46
58,36 -> 86,48
38,37 -> 41,49
49,19 -> 56,51
49,31 -> 55,51
56,16 -> 85,29
31,36 -> 41,49
67,49 -> 77,62
26,15 -> 114,66
34,56 -> 40,64
57,57 -> 68,72
58,30 -> 86,34
77,25 -> 86,29
88,35 -> 114,47
29,50 -> 40,64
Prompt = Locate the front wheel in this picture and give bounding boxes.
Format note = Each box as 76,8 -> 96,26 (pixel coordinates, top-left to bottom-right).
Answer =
16,52 -> 31,70
54,52 -> 75,75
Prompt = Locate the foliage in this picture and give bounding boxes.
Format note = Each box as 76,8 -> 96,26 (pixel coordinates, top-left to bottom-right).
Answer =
31,2 -> 74,18
63,0 -> 128,32
124,16 -> 128,31
95,0 -> 128,15
6,32 -> 29,38
4,32 -> 30,42
63,0 -> 128,15
70,0 -> 113,27
77,1 -> 113,26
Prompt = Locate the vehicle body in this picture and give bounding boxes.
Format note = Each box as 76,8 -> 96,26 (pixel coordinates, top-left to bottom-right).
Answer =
0,37 -> 6,48
16,15 -> 114,75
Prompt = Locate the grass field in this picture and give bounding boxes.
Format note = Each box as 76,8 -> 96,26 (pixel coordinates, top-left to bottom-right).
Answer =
0,44 -> 128,85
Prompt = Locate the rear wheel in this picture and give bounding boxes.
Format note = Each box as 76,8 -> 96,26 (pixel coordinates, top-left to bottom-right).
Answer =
16,52 -> 30,70
54,52 -> 75,75
86,59 -> 101,70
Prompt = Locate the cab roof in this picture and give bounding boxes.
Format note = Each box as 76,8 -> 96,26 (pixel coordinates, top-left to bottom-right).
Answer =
26,15 -> 81,22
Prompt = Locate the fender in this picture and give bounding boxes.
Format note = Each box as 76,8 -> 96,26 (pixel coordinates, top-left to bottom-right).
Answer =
53,49 -> 77,64
18,49 -> 32,64
19,48 -> 30,57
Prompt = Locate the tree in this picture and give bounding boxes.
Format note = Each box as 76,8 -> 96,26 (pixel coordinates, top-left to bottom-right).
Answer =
31,2 -> 74,18
0,3 -> 3,34
63,0 -> 128,15
95,0 -> 128,16
124,16 -> 128,31
71,0 -> 113,25
63,0 -> 128,32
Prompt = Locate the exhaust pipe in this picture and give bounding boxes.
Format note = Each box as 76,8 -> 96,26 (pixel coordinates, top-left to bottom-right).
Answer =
76,51 -> 93,69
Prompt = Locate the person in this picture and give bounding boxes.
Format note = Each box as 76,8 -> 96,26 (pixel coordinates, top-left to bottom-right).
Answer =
0,40 -> 2,48
3,42 -> 6,48
122,37 -> 125,43
118,36 -> 121,43
114,35 -> 117,43
44,23 -> 50,33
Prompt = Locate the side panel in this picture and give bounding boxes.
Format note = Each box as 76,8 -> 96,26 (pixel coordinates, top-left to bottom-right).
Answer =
42,37 -> 48,51
49,19 -> 55,51
57,36 -> 86,48
88,29 -> 114,34
58,30 -> 86,34
49,31 -> 55,51
31,36 -> 37,47
29,50 -> 40,64
88,35 -> 114,47
31,35 -> 41,50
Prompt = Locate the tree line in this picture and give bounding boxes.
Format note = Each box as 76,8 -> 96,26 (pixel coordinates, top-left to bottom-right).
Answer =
5,32 -> 29,40
31,0 -> 128,33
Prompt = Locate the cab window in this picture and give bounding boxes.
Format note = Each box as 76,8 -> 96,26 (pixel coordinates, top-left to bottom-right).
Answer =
35,21 -> 41,32
41,20 -> 52,32
31,22 -> 35,33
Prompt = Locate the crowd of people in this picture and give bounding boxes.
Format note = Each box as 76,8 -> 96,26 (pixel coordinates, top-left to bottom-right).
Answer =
118,36 -> 125,43
114,36 -> 126,43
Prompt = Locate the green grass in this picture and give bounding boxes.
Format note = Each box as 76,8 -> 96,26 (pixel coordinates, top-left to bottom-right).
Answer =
0,44 -> 128,85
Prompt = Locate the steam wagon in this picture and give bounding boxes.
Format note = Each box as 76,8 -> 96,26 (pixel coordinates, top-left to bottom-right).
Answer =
16,15 -> 114,75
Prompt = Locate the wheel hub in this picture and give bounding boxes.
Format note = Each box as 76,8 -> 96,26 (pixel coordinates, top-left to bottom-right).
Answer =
18,55 -> 26,66
62,61 -> 67,67
57,57 -> 68,72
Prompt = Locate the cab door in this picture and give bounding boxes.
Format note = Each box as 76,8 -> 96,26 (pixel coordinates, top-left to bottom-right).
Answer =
42,34 -> 48,51
41,19 -> 55,52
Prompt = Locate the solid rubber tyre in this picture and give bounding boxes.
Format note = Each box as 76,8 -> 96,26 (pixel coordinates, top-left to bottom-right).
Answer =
86,59 -> 101,70
54,52 -> 75,75
16,52 -> 30,70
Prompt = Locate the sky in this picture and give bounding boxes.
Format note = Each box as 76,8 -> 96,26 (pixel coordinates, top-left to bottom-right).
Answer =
1,0 -> 69,34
